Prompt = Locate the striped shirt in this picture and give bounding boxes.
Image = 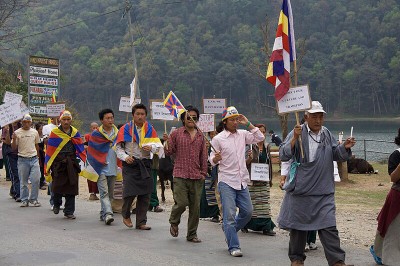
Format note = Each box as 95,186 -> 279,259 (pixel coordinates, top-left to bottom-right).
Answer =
164,127 -> 207,179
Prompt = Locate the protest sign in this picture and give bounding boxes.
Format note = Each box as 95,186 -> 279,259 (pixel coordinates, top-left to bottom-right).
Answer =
46,103 -> 65,117
119,96 -> 141,113
250,163 -> 270,182
197,114 -> 215,132
20,101 -> 30,115
3,91 -> 23,103
150,100 -> 175,121
277,85 -> 311,114
203,98 -> 226,114
0,99 -> 23,127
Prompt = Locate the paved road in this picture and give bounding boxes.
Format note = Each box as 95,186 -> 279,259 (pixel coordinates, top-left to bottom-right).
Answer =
0,185 -> 374,266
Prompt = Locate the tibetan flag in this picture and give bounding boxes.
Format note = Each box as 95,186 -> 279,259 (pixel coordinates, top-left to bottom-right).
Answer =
163,91 -> 186,118
116,121 -> 162,149
86,125 -> 118,175
51,91 -> 56,103
266,0 -> 296,101
44,126 -> 86,178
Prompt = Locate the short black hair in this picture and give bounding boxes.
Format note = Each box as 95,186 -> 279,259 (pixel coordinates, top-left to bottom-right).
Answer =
180,105 -> 200,125
132,103 -> 147,115
269,130 -> 274,134
216,121 -> 225,133
99,108 -> 114,120
35,122 -> 44,131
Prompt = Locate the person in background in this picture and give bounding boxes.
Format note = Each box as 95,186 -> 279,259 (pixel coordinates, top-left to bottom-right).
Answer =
45,111 -> 86,219
3,121 -> 22,202
268,130 -> 282,146
12,114 -> 41,207
164,106 -> 207,243
209,106 -> 264,257
243,124 -> 276,236
35,123 -> 47,190
84,122 -> 100,201
43,117 -> 59,209
370,128 -> 400,265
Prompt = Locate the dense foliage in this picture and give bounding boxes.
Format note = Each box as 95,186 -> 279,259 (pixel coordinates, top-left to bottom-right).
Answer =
1,0 -> 400,123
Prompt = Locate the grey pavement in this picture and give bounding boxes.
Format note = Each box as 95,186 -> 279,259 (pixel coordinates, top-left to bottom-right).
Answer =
0,184 -> 375,266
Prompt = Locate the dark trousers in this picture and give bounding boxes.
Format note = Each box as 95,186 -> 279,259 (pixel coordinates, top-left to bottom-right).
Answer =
7,154 -> 20,198
2,148 -> 10,178
54,193 -> 75,215
289,227 -> 345,265
122,194 -> 150,227
307,230 -> 317,244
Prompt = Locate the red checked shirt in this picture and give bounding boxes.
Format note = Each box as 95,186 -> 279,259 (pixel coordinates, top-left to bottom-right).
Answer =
164,127 -> 208,179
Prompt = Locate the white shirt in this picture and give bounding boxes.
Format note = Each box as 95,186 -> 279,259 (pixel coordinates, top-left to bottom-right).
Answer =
306,124 -> 321,162
42,123 -> 58,137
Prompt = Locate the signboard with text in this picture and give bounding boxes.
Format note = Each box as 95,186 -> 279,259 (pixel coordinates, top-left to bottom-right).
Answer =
119,96 -> 141,112
46,103 -> 65,117
277,85 -> 311,114
28,56 -> 60,120
197,114 -> 215,132
150,99 -> 175,120
250,163 -> 270,182
0,99 -> 23,127
3,91 -> 23,103
203,98 -> 226,114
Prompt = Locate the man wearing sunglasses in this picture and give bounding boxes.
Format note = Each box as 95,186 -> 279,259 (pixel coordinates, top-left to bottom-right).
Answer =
163,105 -> 208,243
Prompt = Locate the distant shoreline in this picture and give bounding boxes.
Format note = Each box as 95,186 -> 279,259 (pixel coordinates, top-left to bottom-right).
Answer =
254,116 -> 400,122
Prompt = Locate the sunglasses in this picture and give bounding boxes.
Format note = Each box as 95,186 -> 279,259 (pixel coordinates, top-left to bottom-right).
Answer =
186,115 -> 198,121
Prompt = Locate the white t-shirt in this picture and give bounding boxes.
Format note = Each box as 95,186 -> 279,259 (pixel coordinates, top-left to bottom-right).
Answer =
42,123 -> 57,137
14,128 -> 40,157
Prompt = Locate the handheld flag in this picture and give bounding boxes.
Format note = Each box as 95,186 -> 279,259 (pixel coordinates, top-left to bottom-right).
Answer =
266,0 -> 296,101
163,91 -> 186,118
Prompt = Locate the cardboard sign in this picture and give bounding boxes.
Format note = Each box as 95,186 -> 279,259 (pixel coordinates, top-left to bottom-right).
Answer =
197,114 -> 215,132
20,101 -> 30,115
3,91 -> 23,103
203,98 -> 226,114
0,99 -> 23,127
46,103 -> 65,117
119,96 -> 141,112
277,85 -> 312,114
250,163 -> 270,182
150,100 -> 175,120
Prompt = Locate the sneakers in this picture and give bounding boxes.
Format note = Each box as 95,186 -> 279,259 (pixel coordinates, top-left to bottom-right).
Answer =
29,200 -> 41,207
308,242 -> 317,250
89,193 -> 99,201
15,198 -> 21,202
20,201 -> 29,207
105,215 -> 114,225
64,214 -> 76,219
230,249 -> 243,257
153,205 -> 164,212
262,229 -> 276,236
53,206 -> 60,214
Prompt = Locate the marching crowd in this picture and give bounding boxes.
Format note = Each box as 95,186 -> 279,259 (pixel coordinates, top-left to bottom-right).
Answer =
1,100 -> 399,266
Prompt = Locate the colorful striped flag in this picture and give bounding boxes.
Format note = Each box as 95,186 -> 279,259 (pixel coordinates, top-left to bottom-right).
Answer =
163,91 -> 186,118
115,121 -> 162,149
266,0 -> 296,101
51,91 -> 56,103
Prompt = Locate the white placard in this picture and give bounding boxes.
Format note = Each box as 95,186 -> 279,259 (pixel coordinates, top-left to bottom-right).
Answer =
197,114 -> 215,132
119,96 -> 141,112
0,99 -> 23,127
150,100 -> 175,120
250,163 -> 270,182
20,101 -> 30,115
46,103 -> 65,117
3,91 -> 23,103
203,98 -> 226,114
29,66 -> 59,77
277,85 -> 312,114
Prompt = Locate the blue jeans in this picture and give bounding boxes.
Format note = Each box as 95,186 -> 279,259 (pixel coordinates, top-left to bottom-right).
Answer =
218,182 -> 253,251
18,156 -> 40,202
97,174 -> 116,219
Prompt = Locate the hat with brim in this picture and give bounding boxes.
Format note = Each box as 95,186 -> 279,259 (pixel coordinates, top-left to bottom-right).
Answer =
307,101 -> 326,114
222,106 -> 240,121
22,114 -> 32,121
60,110 -> 72,120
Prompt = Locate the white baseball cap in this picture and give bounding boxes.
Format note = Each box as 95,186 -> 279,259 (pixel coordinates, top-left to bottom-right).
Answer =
307,101 -> 326,114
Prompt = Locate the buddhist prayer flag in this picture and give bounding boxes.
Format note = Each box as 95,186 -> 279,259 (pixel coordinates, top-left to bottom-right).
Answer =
266,0 -> 296,101
163,91 -> 186,118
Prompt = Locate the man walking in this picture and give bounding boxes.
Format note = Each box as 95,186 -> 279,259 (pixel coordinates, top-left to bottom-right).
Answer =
45,111 -> 86,219
278,101 -> 355,266
116,103 -> 162,230
11,114 -> 41,207
87,109 -> 118,225
164,105 -> 208,243
85,122 -> 100,201
209,106 -> 264,256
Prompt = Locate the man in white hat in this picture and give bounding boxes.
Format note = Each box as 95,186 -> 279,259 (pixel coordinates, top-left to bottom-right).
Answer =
209,106 -> 264,257
11,114 -> 41,207
278,101 -> 356,266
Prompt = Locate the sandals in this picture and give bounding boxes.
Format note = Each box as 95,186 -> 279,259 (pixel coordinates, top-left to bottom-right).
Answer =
170,224 -> 179,237
187,237 -> 202,243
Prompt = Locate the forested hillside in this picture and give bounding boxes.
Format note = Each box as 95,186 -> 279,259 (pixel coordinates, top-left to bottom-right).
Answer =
1,0 -> 400,122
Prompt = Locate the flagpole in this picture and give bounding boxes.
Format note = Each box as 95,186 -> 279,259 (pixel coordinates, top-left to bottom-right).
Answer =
292,60 -> 304,158
163,93 -> 167,134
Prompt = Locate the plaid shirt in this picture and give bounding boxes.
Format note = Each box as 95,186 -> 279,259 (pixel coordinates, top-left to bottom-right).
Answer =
165,127 -> 207,179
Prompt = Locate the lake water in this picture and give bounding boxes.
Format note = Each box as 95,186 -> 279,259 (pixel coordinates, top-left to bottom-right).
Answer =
152,119 -> 400,162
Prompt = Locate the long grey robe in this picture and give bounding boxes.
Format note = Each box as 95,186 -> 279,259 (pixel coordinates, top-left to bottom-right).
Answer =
277,125 -> 351,230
